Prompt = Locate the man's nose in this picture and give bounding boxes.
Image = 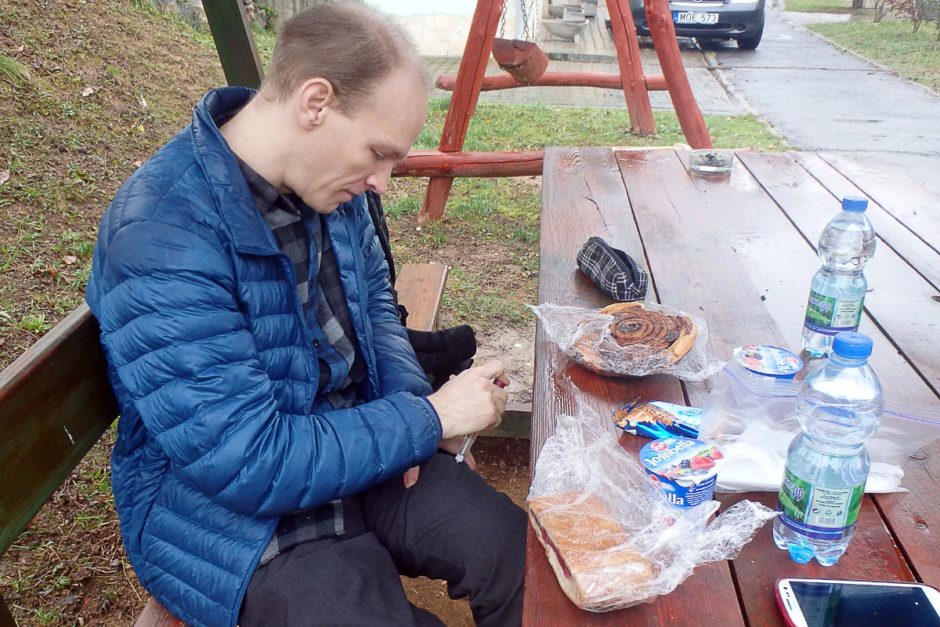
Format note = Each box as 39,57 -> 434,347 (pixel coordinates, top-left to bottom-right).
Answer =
366,165 -> 393,195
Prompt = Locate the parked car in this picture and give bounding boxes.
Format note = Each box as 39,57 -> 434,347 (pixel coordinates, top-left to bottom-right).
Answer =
628,0 -> 765,50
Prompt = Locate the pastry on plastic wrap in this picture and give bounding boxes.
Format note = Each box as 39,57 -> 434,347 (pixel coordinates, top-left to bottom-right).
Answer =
528,492 -> 654,610
570,302 -> 697,376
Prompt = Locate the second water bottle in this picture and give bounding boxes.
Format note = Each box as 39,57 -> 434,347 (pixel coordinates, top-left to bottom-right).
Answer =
802,196 -> 875,358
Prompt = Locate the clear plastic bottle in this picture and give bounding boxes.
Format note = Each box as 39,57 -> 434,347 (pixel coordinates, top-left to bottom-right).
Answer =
773,332 -> 884,566
802,197 -> 876,358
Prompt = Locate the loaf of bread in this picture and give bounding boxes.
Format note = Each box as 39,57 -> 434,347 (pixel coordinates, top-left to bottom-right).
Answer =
528,492 -> 654,610
570,302 -> 697,376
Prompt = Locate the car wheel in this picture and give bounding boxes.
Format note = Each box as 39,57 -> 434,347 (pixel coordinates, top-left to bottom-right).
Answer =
736,10 -> 764,50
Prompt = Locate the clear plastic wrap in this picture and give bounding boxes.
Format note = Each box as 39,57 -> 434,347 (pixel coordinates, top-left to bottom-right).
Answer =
527,413 -> 776,612
530,302 -> 724,381
699,361 -> 940,493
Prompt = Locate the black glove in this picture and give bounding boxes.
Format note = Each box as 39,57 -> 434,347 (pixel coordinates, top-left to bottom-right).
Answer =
407,325 -> 477,391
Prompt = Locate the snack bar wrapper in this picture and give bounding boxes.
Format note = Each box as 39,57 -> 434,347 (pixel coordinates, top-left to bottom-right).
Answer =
527,413 -> 776,612
530,303 -> 724,382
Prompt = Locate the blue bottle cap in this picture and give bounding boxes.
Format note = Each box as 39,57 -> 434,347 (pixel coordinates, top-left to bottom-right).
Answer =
842,196 -> 868,213
832,332 -> 873,359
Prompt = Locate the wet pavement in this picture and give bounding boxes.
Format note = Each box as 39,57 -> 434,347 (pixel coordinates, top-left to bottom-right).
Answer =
690,6 -> 940,195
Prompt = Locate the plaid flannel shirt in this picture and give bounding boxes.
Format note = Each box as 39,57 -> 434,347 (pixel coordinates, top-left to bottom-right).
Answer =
238,160 -> 367,566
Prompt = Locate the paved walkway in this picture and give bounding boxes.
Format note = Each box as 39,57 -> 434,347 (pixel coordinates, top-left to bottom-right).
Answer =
703,6 -> 940,196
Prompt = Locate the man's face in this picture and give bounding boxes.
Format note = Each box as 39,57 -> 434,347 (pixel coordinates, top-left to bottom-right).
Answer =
287,68 -> 428,213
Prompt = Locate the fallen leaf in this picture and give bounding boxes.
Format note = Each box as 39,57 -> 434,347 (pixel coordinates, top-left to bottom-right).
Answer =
0,170 -> 9,185
138,94 -> 148,111
81,86 -> 95,97
132,160 -> 143,168
64,255 -> 77,265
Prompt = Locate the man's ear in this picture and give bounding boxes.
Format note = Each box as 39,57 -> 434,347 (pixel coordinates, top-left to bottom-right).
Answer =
296,78 -> 335,129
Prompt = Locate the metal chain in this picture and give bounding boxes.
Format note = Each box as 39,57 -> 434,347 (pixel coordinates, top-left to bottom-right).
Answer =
498,1 -> 508,38
519,0 -> 530,41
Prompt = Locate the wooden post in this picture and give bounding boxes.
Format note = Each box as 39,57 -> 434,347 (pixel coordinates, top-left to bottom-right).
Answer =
419,0 -> 505,222
203,0 -> 264,89
605,0 -> 656,135
644,0 -> 713,148
0,595 -> 14,627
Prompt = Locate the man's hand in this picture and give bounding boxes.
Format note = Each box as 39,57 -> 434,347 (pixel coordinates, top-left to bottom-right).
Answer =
427,360 -> 508,440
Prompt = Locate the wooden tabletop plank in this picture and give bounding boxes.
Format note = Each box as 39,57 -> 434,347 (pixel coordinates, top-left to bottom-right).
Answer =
789,152 -> 940,292
612,148 -> 920,622
723,492 -> 915,627
737,152 -> 940,396
525,147 -> 744,626
738,152 -> 940,590
816,152 -> 940,258
614,148 -> 791,405
685,149 -> 940,592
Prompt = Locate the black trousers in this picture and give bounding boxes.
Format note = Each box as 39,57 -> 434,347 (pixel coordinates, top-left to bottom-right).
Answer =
239,453 -> 527,626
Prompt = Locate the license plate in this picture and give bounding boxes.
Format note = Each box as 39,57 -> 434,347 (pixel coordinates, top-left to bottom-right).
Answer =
673,11 -> 719,24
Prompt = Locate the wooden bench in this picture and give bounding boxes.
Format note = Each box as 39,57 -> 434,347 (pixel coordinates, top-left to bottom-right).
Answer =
0,262 -> 448,626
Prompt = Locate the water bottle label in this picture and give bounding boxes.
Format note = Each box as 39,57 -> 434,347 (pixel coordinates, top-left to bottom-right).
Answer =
778,468 -> 864,538
804,290 -> 863,335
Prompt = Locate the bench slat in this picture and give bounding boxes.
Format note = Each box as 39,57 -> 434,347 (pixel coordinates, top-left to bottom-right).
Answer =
396,263 -> 449,332
0,304 -> 118,555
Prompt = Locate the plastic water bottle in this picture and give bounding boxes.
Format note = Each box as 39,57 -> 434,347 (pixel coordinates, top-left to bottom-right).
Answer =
773,332 -> 883,566
802,197 -> 876,358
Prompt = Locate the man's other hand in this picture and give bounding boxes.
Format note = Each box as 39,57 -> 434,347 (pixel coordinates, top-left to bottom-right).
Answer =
427,360 -> 508,440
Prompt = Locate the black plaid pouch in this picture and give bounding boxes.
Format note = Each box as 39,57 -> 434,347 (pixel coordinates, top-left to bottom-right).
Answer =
576,236 -> 649,302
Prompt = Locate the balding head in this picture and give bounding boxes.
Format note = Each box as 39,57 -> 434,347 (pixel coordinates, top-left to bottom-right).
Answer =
261,2 -> 426,113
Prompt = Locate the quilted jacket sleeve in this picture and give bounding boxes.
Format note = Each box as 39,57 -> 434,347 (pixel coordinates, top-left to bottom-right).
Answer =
357,210 -> 434,398
93,218 -> 441,518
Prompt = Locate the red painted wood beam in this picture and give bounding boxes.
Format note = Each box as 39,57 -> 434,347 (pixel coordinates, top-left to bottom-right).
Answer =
435,71 -> 670,92
605,0 -> 656,135
420,0 -> 505,222
645,0 -> 713,148
395,150 -> 544,178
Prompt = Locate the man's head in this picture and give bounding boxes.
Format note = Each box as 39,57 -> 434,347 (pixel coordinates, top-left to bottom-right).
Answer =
247,3 -> 429,213
262,2 -> 424,115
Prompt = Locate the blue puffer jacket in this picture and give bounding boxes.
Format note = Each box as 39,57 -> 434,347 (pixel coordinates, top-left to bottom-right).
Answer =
86,87 -> 442,627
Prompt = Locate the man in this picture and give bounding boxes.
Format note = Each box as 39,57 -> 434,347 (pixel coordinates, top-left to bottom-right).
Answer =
86,4 -> 526,626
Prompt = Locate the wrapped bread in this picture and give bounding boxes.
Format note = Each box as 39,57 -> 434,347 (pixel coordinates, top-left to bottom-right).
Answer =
528,492 -> 654,610
570,302 -> 697,376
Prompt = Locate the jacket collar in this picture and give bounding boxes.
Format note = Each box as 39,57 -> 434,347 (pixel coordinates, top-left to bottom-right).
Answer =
190,87 -> 281,255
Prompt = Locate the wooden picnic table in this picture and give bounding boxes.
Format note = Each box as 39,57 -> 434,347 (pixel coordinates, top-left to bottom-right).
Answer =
523,147 -> 940,625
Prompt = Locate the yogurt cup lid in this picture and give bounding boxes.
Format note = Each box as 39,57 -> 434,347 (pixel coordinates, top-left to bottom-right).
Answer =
732,344 -> 803,378
639,437 -> 724,484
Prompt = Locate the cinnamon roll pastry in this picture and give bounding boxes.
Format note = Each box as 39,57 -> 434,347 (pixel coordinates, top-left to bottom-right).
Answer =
570,302 -> 697,375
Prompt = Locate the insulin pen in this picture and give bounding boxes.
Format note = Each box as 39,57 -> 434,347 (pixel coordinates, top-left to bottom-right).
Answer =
455,378 -> 507,463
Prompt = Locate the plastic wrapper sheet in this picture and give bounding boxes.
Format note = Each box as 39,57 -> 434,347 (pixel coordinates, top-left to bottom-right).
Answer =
527,414 -> 776,612
699,361 -> 940,493
530,303 -> 724,382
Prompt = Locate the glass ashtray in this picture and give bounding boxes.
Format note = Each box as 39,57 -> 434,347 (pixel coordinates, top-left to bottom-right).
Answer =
689,149 -> 733,175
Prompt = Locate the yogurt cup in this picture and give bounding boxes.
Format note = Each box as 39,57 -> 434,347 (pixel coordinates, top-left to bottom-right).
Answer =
639,438 -> 724,508
732,344 -> 803,379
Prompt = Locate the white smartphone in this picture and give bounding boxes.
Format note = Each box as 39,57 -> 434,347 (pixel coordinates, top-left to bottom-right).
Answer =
776,578 -> 940,627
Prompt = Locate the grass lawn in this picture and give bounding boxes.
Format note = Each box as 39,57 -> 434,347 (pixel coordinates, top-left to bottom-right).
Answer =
785,0 -> 856,13
810,20 -> 940,93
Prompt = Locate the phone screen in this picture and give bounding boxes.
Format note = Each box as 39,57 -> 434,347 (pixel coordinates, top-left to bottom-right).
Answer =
790,580 -> 940,627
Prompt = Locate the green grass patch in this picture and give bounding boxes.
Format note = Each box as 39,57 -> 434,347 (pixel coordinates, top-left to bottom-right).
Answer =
811,20 -> 940,93
418,98 -> 786,151
784,0 -> 855,13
